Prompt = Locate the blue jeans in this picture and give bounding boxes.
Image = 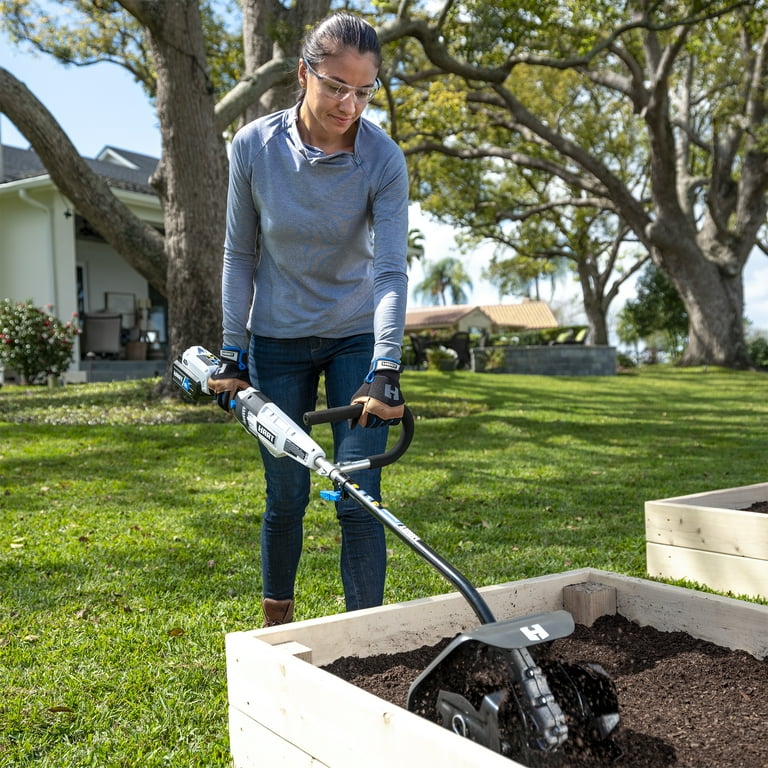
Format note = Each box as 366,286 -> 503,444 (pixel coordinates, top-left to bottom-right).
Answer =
248,334 -> 388,611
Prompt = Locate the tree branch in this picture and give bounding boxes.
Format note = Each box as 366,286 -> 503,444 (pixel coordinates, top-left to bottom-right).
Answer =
214,57 -> 295,131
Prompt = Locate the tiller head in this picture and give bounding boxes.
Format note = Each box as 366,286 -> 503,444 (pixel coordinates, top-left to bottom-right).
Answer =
407,611 -> 621,765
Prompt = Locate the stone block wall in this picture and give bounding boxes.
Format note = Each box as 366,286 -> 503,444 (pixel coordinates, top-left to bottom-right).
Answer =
472,345 -> 617,376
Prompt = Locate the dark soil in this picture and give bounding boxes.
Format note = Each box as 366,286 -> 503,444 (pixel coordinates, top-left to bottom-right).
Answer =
741,500 -> 768,513
323,614 -> 768,767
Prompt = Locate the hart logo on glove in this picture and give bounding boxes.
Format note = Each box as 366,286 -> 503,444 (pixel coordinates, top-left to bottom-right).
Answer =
384,383 -> 400,401
351,357 -> 405,428
375,359 -> 400,372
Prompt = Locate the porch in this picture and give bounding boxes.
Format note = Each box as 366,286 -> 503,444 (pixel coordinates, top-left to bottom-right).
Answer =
76,358 -> 169,383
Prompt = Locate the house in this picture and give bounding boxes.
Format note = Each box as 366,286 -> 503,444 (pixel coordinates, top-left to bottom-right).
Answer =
0,143 -> 166,380
405,299 -> 559,335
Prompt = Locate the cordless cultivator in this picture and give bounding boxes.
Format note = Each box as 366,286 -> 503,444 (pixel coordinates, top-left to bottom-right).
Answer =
173,346 -> 621,765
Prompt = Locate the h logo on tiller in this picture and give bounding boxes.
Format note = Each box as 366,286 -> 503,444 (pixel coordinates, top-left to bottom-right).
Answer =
520,623 -> 550,642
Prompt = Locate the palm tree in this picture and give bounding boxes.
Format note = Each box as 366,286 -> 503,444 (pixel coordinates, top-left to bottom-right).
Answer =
406,228 -> 426,270
413,257 -> 473,305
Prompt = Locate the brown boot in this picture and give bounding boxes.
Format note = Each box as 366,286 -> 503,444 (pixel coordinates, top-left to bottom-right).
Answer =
262,598 -> 294,627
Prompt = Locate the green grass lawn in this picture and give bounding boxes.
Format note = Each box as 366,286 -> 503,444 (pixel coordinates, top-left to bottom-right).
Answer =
1,366 -> 766,766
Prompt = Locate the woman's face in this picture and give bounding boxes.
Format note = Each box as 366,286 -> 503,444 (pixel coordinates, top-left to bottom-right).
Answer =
298,48 -> 379,147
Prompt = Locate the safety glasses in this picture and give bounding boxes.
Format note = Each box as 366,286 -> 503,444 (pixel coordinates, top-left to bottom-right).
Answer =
303,58 -> 380,104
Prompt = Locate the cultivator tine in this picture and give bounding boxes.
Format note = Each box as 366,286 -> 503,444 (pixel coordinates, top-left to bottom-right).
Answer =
505,644 -> 569,752
542,661 -> 622,758
408,612 -> 621,763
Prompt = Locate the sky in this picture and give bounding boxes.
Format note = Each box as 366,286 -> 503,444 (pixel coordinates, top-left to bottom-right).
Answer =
2,42 -> 767,335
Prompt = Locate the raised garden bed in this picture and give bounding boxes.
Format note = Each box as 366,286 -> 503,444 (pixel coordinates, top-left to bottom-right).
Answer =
645,481 -> 768,599
326,612 -> 768,767
225,568 -> 768,767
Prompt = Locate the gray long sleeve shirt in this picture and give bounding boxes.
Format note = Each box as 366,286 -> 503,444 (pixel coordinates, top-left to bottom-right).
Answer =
222,105 -> 409,363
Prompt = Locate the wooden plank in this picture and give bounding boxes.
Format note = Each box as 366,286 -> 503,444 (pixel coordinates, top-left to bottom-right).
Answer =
272,641 -> 312,662
226,632 -> 519,768
479,570 -> 581,619
645,501 -> 768,559
562,582 -> 617,626
242,597 -> 474,667
248,576 -> 569,667
646,542 -> 768,602
229,706 -> 327,767
648,481 -> 768,509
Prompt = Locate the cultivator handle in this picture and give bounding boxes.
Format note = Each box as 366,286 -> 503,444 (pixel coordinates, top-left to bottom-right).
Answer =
303,405 -> 415,470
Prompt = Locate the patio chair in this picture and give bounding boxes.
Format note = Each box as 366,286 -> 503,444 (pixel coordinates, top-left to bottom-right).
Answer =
551,328 -> 575,345
446,331 -> 471,369
573,327 -> 588,344
408,334 -> 429,368
82,312 -> 123,358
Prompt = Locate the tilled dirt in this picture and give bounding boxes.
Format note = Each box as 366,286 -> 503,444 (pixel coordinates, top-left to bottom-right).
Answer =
323,613 -> 768,767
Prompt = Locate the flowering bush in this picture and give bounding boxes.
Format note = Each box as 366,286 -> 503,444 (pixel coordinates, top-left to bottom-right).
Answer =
426,344 -> 459,371
0,299 -> 80,384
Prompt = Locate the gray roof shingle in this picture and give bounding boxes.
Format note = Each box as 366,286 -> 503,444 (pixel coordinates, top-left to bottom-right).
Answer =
1,144 -> 158,195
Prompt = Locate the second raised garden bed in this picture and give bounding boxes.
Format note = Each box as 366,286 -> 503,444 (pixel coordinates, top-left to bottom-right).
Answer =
645,481 -> 768,599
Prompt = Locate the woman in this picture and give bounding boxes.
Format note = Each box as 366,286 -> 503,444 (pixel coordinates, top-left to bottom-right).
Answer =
208,12 -> 409,626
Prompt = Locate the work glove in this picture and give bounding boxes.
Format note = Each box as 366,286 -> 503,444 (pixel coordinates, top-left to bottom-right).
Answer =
207,346 -> 251,412
351,358 -> 405,428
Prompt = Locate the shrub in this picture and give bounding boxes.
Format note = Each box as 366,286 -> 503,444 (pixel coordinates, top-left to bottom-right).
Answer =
616,352 -> 637,369
748,335 -> 768,369
0,299 -> 80,384
426,344 -> 458,371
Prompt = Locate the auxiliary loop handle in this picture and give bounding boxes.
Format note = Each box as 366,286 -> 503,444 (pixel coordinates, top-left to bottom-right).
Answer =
303,405 -> 414,469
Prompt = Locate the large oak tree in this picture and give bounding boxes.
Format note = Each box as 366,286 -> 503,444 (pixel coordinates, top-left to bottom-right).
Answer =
383,0 -> 768,366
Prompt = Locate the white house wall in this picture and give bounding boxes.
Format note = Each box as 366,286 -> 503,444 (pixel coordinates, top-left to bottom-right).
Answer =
0,186 -> 77,325
1,172 -> 164,373
79,187 -> 161,318
457,308 -> 494,333
77,238 -> 148,316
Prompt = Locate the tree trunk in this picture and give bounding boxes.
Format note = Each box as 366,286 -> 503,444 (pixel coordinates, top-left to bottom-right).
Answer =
574,250 -> 640,348
139,4 -> 229,384
583,300 -> 610,347
241,0 -> 294,120
664,253 -> 749,368
241,0 -> 332,123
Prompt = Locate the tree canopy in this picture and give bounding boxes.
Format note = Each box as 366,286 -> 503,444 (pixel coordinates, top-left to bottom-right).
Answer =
413,257 -> 473,306
2,0 -> 766,371
384,0 -> 768,366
